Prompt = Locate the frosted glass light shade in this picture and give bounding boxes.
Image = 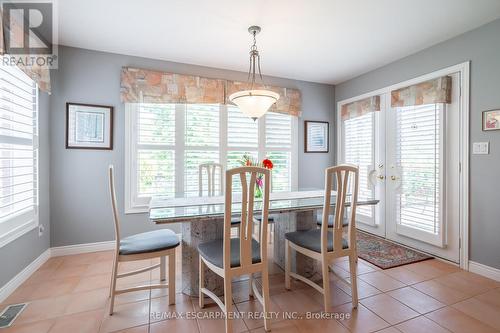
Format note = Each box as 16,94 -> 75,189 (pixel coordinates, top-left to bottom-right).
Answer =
229,89 -> 279,120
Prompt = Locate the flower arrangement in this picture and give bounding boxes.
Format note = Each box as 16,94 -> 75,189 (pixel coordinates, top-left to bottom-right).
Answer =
239,154 -> 273,198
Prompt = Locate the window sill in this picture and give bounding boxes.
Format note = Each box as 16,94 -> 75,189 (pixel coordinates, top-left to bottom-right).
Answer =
0,221 -> 38,249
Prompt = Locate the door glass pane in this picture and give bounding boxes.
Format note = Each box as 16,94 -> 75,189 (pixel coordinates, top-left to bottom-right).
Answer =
343,113 -> 374,219
395,104 -> 441,235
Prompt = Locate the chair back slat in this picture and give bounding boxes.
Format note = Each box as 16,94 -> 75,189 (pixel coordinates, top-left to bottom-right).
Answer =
199,163 -> 224,196
320,165 -> 359,254
108,165 -> 121,249
224,166 -> 270,271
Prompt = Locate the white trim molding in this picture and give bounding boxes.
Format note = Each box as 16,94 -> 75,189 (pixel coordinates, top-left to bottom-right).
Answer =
0,249 -> 50,303
469,261 -> 500,282
50,241 -> 116,257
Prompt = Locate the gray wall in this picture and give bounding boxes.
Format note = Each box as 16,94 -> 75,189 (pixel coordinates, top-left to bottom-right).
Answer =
335,19 -> 500,269
0,93 -> 51,287
50,46 -> 335,247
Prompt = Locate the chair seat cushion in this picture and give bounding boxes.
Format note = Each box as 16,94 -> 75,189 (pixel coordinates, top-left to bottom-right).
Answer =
316,214 -> 349,227
198,238 -> 261,268
231,218 -> 241,225
119,229 -> 180,255
285,229 -> 348,253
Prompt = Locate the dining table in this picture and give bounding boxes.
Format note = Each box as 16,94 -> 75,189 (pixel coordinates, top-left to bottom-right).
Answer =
149,190 -> 378,296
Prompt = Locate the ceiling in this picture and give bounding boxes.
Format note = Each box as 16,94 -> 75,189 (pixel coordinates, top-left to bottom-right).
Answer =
58,0 -> 500,84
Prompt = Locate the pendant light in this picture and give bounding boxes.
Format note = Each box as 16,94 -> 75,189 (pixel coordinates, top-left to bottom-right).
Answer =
229,26 -> 279,121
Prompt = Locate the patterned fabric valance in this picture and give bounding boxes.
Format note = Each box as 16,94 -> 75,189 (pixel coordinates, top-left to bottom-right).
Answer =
121,67 -> 302,117
121,67 -> 225,104
341,96 -> 380,121
225,81 -> 301,117
0,10 -> 51,93
391,76 -> 451,107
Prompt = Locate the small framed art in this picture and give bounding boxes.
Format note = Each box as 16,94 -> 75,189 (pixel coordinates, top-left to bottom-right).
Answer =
66,103 -> 114,149
304,120 -> 329,153
483,109 -> 500,131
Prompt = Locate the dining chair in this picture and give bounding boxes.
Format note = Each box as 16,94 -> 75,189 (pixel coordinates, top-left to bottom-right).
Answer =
199,162 -> 241,233
108,165 -> 180,315
198,166 -> 272,333
285,164 -> 359,312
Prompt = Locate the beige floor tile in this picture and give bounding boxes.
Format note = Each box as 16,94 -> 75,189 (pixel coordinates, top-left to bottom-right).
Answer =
433,273 -> 491,296
3,283 -> 39,304
52,264 -> 90,280
235,298 -> 283,330
73,273 -> 111,293
257,273 -> 307,296
38,258 -> 64,271
22,269 -> 55,286
412,280 -> 469,305
404,261 -> 450,279
150,318 -> 199,333
114,325 -> 149,333
387,286 -> 445,314
48,309 -> 103,333
474,288 -> 500,308
425,306 -> 498,333
193,302 -> 248,333
293,316 -> 350,333
15,294 -> 73,325
1,319 -> 55,333
150,293 -> 194,322
250,319 -> 299,332
375,328 -> 401,333
64,288 -> 109,315
334,277 -> 382,299
83,261 -> 113,276
424,260 -> 461,274
360,294 -> 419,325
99,300 -> 150,333
396,315 -> 451,333
334,259 -> 378,275
359,271 -> 406,292
452,297 -> 500,330
333,302 -> 390,333
383,266 -> 428,285
29,277 -> 81,300
272,289 -> 323,314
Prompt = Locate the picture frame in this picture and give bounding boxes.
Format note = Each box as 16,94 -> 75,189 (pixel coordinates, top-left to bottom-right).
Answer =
304,120 -> 329,153
482,109 -> 500,131
66,103 -> 114,149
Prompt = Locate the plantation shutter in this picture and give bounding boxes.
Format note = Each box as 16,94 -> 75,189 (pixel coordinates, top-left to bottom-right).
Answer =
265,112 -> 292,192
0,64 -> 38,236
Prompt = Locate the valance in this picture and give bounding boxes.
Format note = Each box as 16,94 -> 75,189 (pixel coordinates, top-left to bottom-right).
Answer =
121,67 -> 225,104
391,76 -> 451,107
341,95 -> 380,121
0,10 -> 51,93
121,67 -> 302,117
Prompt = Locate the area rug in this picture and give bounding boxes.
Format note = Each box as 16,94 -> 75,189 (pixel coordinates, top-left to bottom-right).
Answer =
356,231 -> 433,269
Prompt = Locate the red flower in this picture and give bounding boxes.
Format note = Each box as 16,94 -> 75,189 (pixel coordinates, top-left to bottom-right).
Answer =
262,158 -> 273,169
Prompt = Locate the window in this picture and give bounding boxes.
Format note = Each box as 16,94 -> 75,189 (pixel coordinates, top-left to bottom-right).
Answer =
0,64 -> 38,246
126,103 -> 298,212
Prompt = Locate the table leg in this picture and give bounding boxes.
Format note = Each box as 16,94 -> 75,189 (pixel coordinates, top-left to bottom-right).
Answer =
181,218 -> 225,297
273,210 -> 320,279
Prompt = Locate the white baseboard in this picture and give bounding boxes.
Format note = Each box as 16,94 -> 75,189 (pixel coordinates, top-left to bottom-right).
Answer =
469,260 -> 500,282
50,240 -> 115,257
0,248 -> 51,303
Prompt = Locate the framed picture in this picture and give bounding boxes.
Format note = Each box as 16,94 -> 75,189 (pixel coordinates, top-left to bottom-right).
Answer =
66,103 -> 114,149
483,109 -> 500,131
304,120 -> 329,153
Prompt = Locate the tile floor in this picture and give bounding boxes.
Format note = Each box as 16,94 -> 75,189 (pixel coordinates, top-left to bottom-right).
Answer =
1,245 -> 499,333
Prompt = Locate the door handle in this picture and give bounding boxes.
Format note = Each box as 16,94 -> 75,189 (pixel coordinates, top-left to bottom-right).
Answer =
378,175 -> 385,180
390,175 -> 400,181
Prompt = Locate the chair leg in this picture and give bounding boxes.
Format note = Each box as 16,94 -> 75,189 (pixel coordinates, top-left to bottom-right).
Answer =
322,258 -> 332,312
285,240 -> 291,290
261,268 -> 271,332
199,257 -> 205,308
224,278 -> 233,333
349,254 -> 359,308
160,256 -> 166,281
109,255 -> 119,315
168,252 -> 176,305
249,273 -> 254,299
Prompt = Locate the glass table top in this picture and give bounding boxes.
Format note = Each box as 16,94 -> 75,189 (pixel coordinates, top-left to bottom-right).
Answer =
149,190 -> 378,223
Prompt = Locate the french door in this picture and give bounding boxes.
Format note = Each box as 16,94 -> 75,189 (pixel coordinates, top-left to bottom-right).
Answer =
339,72 -> 461,263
